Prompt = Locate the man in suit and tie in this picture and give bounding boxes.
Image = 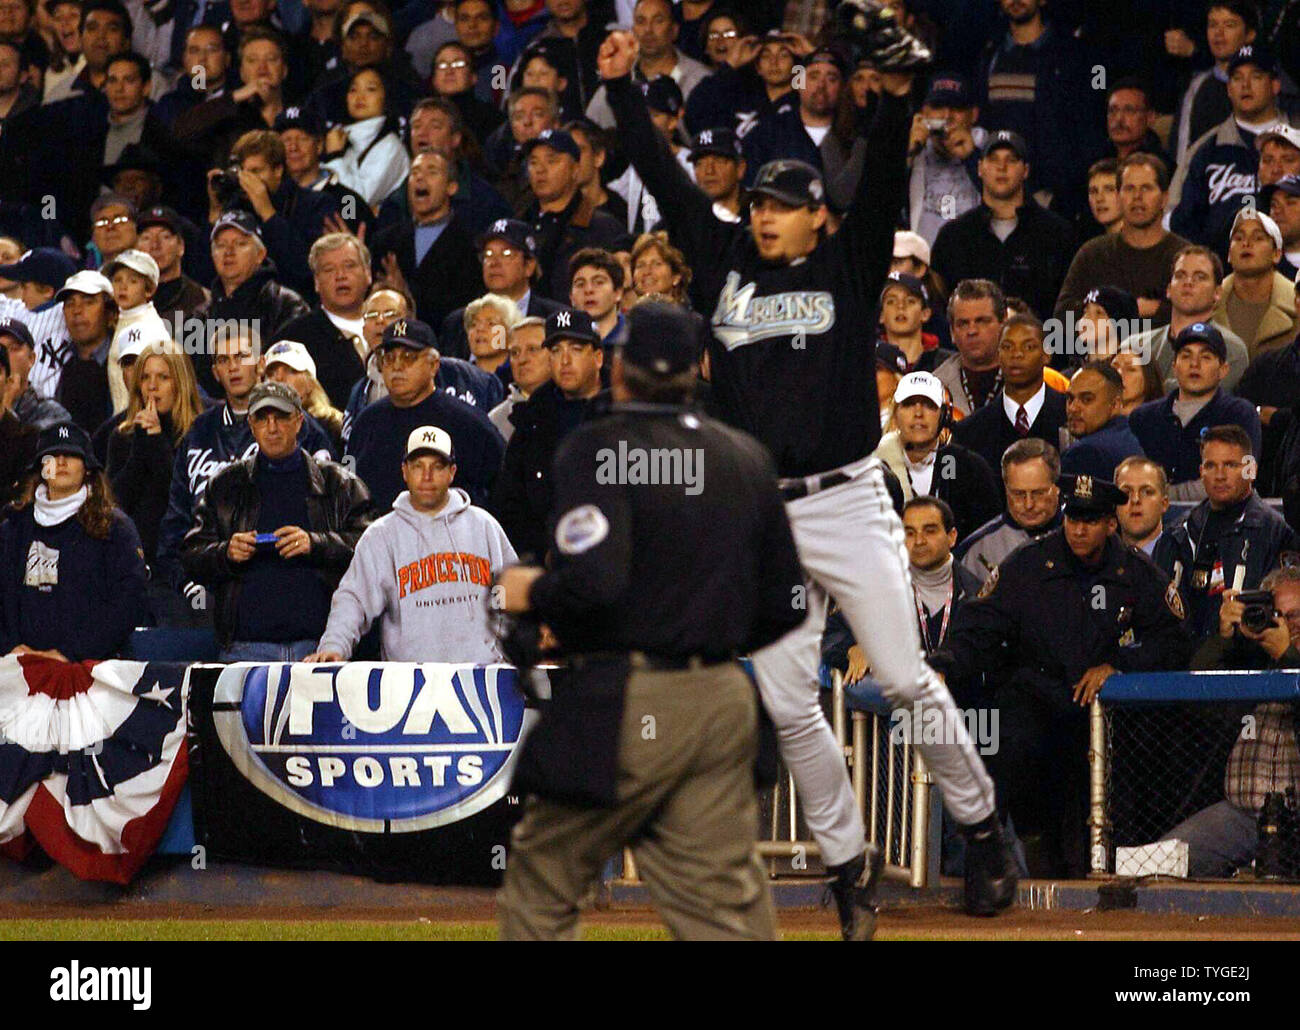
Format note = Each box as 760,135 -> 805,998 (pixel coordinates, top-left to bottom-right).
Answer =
367,150 -> 481,332
952,312 -> 1068,477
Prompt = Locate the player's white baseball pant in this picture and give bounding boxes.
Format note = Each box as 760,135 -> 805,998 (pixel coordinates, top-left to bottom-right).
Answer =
751,457 -> 997,868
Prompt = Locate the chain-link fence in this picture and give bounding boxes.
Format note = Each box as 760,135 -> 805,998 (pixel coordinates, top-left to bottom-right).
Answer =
1096,672 -> 1300,880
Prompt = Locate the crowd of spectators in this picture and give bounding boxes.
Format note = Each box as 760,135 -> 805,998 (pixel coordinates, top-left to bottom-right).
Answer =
2,0 -> 1300,878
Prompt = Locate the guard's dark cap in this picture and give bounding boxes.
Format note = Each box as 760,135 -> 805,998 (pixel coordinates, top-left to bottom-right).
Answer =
689,126 -> 741,161
640,75 -> 683,115
381,317 -> 437,351
982,129 -> 1028,161
1060,473 -> 1127,519
33,421 -> 100,471
1171,320 -> 1227,362
748,159 -> 826,208
621,300 -> 698,376
474,217 -> 537,257
543,306 -> 600,347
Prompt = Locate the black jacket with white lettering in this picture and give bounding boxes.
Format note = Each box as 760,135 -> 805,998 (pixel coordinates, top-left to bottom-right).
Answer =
606,76 -> 906,478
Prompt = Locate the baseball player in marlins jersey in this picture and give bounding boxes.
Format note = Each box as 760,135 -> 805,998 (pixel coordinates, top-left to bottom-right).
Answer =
599,3 -> 1018,935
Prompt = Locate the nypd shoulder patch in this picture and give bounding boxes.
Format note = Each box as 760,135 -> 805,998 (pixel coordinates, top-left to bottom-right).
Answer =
1165,581 -> 1186,621
555,504 -> 610,555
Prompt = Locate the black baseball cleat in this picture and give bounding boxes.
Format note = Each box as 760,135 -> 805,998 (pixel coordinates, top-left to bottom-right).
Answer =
961,815 -> 1018,916
827,844 -> 885,940
834,0 -> 933,72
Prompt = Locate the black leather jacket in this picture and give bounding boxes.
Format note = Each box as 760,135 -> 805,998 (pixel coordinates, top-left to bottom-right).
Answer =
180,450 -> 372,646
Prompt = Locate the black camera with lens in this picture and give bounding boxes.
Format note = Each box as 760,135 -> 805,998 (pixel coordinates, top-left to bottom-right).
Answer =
1237,589 -> 1277,634
212,162 -> 248,210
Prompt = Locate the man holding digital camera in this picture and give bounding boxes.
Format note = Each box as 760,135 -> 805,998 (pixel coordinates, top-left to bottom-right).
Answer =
1161,566 -> 1300,876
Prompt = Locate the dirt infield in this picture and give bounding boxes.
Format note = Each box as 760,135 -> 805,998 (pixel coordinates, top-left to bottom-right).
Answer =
3,898 -> 1299,940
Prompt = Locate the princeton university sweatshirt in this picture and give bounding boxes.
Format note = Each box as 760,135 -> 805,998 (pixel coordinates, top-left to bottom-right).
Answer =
318,488 -> 517,663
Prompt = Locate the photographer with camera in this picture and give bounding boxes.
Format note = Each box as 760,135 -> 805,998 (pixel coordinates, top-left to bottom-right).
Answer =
206,129 -> 340,298
1160,567 -> 1300,876
906,74 -> 982,249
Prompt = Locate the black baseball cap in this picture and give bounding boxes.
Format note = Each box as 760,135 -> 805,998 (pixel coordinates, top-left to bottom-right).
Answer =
0,316 -> 33,349
33,421 -> 100,471
748,159 -> 827,208
0,247 -> 76,289
880,270 -> 928,305
102,143 -> 162,184
543,306 -> 600,347
1171,321 -> 1228,362
621,300 -> 698,376
803,45 -> 849,76
924,73 -> 971,108
1228,44 -> 1277,76
274,105 -> 325,136
1060,473 -> 1127,520
1263,173 -> 1300,205
381,317 -> 437,351
210,209 -> 263,244
982,130 -> 1029,161
138,205 -> 182,235
520,128 -> 580,161
640,75 -> 683,115
474,217 -> 537,257
1083,285 -> 1139,326
875,341 -> 909,374
689,127 -> 741,161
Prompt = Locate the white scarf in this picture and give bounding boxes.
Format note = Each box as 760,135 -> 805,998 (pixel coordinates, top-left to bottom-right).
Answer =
34,484 -> 88,527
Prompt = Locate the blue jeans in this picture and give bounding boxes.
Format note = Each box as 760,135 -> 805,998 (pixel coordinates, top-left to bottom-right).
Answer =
218,639 -> 318,663
1162,801 -> 1258,877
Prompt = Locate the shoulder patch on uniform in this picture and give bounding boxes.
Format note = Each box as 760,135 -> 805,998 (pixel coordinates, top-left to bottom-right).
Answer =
555,504 -> 609,555
977,566 -> 999,599
1165,580 -> 1186,621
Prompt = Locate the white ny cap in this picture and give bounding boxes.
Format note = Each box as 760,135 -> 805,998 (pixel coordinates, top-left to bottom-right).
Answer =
264,339 -> 317,379
102,248 -> 160,290
1231,207 -> 1283,252
892,229 -> 931,267
893,370 -> 945,407
404,425 -> 454,462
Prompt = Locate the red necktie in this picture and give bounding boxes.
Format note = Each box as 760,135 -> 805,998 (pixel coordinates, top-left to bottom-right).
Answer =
1015,405 -> 1030,436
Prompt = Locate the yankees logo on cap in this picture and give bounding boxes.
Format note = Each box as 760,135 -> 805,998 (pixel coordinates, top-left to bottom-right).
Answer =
58,426 -> 69,439
544,306 -> 600,347
699,130 -> 713,145
404,424 -> 454,462
492,219 -> 508,233
393,319 -> 407,336
556,311 -> 571,328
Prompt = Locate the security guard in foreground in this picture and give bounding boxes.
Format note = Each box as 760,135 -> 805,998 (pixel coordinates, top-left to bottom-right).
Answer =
493,301 -> 807,941
931,474 -> 1195,878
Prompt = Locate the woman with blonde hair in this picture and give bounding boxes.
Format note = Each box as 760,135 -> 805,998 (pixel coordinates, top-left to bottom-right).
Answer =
107,343 -> 204,577
630,232 -> 692,306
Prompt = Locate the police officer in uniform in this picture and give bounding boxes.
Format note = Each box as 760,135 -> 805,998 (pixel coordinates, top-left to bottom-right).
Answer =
494,302 -> 807,941
931,474 -> 1195,877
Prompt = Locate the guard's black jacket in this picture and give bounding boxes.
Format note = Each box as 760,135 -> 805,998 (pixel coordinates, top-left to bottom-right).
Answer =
605,76 -> 906,479
931,529 -> 1194,716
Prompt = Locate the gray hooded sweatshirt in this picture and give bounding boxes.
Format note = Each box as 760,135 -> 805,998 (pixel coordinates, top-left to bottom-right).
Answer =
318,487 -> 517,662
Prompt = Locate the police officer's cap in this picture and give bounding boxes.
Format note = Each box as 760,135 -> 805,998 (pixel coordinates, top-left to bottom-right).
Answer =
1060,473 -> 1126,520
621,300 -> 698,376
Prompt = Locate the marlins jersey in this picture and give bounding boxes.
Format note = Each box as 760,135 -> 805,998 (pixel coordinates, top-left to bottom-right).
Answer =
607,77 -> 907,478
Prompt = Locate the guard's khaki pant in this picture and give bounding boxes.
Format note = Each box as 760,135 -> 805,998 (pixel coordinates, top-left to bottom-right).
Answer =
497,661 -> 776,940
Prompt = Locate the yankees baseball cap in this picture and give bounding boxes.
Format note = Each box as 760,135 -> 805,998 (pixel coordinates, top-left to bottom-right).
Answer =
0,247 -> 76,289
381,317 -> 437,351
1256,122 -> 1300,152
1231,207 -> 1284,251
982,130 -> 1029,161
689,127 -> 741,161
117,326 -> 171,363
544,306 -> 600,347
893,229 -> 931,267
1265,173 -> 1300,202
475,218 -> 537,258
880,270 -> 928,305
137,205 -> 182,235
33,420 -> 100,471
1083,285 -> 1138,325
0,316 -> 33,349
1060,473 -> 1127,520
55,269 -> 114,303
893,371 -> 945,408
1171,321 -> 1228,362
1228,44 -> 1277,76
521,128 -> 580,162
621,300 -> 698,376
924,73 -> 972,108
405,425 -> 454,462
265,340 -> 318,378
640,75 -> 683,115
102,248 -> 160,289
274,105 -> 326,137
211,209 -> 264,245
246,379 -> 303,417
748,159 -> 827,208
